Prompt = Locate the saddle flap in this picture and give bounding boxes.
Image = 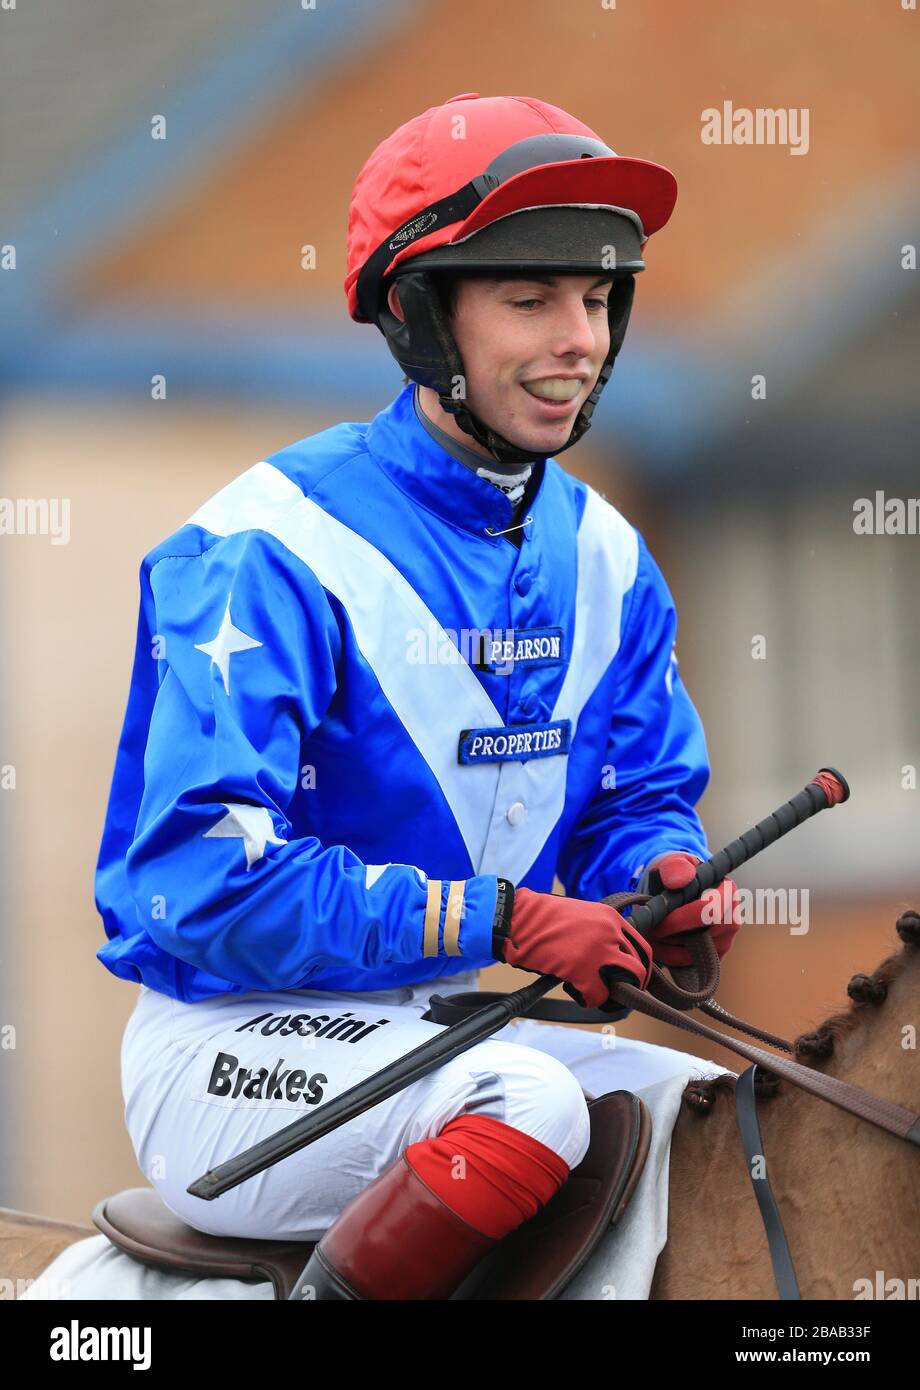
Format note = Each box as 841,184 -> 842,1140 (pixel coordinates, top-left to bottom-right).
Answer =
92,1188 -> 315,1301
452,1089 -> 651,1301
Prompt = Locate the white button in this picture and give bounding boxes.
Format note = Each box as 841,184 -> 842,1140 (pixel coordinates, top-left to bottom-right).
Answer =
506,801 -> 526,827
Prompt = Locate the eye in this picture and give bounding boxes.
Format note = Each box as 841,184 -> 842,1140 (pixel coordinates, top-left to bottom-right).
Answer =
511,297 -> 542,310
585,297 -> 609,312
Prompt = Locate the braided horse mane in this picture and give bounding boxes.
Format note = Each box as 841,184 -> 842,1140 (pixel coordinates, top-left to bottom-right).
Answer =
682,909 -> 920,1113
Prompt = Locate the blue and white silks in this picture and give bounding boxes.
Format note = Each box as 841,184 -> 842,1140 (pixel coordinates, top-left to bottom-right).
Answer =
95,384 -> 710,1002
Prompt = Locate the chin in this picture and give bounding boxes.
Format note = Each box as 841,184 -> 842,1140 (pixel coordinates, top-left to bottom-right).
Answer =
521,420 -> 578,451
474,393 -> 580,457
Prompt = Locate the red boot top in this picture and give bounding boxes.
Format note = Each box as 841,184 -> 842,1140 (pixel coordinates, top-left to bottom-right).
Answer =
303,1113 -> 570,1301
311,1151 -> 496,1300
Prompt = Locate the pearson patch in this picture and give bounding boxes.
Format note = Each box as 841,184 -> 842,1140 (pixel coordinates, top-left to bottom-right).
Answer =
458,719 -> 572,765
476,626 -> 565,673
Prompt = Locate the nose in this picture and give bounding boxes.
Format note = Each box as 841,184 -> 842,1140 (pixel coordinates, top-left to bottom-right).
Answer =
550,295 -> 601,360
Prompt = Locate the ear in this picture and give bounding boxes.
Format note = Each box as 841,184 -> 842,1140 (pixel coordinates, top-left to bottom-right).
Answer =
386,280 -> 405,323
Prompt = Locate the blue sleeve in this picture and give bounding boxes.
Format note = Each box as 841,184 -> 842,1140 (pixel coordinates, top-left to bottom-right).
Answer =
106,528 -> 498,989
557,533 -> 711,900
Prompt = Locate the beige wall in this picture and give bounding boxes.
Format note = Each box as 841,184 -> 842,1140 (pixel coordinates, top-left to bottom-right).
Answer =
0,394 -> 330,1221
0,393 -> 908,1224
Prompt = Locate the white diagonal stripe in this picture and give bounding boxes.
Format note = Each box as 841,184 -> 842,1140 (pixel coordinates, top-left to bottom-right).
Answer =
555,488 -> 639,725
188,462 -> 501,870
187,461 -> 298,536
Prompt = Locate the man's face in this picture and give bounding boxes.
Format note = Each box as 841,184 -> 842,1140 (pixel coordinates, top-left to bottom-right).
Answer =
389,272 -> 614,458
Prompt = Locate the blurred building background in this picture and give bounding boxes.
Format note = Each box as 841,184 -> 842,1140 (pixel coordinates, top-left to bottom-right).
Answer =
0,0 -> 917,1224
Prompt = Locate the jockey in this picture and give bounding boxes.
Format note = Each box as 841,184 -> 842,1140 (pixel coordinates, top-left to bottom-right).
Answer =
95,93 -> 741,1301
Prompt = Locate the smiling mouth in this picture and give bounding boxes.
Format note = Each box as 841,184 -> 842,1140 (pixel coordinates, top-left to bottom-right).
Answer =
521,377 -> 584,403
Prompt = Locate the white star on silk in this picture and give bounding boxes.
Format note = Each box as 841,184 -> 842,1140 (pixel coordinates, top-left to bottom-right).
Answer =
194,594 -> 262,695
203,803 -> 287,871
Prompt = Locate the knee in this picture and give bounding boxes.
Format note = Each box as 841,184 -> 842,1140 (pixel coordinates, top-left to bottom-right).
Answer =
468,1041 -> 591,1171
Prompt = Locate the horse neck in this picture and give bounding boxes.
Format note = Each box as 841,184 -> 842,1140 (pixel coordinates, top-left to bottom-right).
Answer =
658,935 -> 919,1300
754,941 -> 920,1294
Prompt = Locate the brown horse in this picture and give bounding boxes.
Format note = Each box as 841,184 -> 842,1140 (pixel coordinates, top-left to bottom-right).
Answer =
652,910 -> 920,1300
4,912 -> 918,1301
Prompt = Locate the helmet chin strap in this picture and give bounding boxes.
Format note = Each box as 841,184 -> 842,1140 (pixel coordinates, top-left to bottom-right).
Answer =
437,385 -> 554,467
377,270 -> 636,468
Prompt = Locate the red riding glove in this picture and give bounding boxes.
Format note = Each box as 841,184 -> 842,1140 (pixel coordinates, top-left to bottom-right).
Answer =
491,880 -> 653,1010
644,852 -> 742,968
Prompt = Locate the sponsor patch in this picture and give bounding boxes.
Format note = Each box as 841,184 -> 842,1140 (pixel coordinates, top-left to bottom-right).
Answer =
203,1050 -> 328,1108
475,626 -> 564,673
189,1011 -> 397,1112
457,719 -> 572,765
233,1009 -> 391,1045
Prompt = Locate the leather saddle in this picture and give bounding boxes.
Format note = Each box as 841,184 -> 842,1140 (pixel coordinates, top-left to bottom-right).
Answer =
92,1089 -> 650,1300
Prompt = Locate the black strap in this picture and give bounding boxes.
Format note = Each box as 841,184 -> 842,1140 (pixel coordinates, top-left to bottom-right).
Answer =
355,180 -> 483,321
734,1064 -> 801,1300
424,990 -> 631,1027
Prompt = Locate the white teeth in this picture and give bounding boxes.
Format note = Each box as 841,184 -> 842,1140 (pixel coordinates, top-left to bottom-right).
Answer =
522,377 -> 582,402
